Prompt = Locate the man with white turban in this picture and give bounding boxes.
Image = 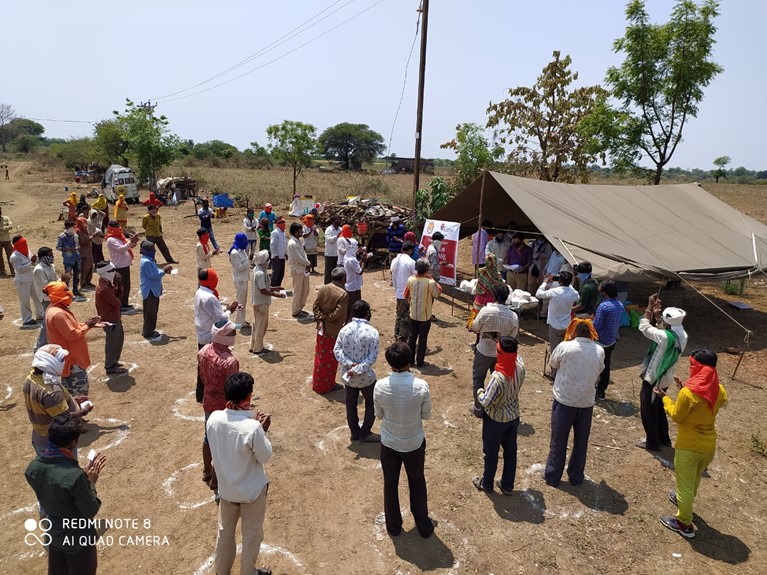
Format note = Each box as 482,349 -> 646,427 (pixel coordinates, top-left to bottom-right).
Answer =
198,318 -> 240,496
638,294 -> 688,452
249,250 -> 286,355
24,344 -> 93,457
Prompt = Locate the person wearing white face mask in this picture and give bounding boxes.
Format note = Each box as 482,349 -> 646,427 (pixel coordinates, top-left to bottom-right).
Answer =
24,344 -> 93,458
95,260 -> 127,375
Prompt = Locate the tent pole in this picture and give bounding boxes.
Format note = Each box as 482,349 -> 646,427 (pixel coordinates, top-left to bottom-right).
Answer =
475,170 -> 487,273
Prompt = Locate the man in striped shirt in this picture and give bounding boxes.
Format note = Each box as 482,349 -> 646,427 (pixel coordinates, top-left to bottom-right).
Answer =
404,259 -> 442,368
474,337 -> 525,495
470,283 -> 519,417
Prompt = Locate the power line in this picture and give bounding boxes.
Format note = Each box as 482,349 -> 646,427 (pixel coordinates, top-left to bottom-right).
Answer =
387,8 -> 421,156
161,0 -> 386,104
155,0 -> 356,101
27,117 -> 95,124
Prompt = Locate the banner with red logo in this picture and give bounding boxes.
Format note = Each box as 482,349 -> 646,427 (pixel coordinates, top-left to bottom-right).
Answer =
420,219 -> 460,286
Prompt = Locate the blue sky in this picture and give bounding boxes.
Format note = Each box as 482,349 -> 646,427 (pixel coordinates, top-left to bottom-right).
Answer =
5,0 -> 765,169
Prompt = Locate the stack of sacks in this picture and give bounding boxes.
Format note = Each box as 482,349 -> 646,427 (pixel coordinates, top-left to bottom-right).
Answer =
507,289 -> 539,308
459,278 -> 478,295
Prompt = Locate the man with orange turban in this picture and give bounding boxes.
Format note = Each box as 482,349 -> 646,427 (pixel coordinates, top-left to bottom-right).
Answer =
10,235 -> 44,326
43,281 -> 100,395
337,224 -> 353,263
544,318 -> 604,487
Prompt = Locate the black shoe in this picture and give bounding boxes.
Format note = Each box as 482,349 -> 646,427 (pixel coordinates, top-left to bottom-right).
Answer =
595,390 -> 606,400
22,319 -> 38,326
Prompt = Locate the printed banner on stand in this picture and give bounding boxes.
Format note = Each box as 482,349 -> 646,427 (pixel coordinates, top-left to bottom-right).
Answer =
420,219 -> 460,286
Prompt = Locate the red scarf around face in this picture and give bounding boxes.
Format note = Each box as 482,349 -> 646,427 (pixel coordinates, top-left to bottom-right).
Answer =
106,225 -> 133,261
200,268 -> 220,299
685,357 -> 720,412
495,344 -> 518,379
12,237 -> 29,257
200,233 -> 210,254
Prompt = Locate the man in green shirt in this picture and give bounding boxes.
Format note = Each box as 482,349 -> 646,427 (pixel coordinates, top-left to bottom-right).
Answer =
25,413 -> 106,575
573,261 -> 600,315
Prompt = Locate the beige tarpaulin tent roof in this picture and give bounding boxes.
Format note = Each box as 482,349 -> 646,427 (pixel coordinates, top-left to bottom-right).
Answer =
432,171 -> 767,281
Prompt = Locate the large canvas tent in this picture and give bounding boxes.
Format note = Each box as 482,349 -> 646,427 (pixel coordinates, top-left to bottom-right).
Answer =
433,171 -> 767,281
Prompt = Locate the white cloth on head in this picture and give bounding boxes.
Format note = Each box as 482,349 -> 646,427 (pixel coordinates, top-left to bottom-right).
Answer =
662,307 -> 686,326
96,261 -> 116,283
32,345 -> 69,385
253,250 -> 269,265
211,318 -> 237,346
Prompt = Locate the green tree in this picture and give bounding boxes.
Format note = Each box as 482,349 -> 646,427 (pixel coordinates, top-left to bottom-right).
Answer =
10,134 -> 41,153
415,176 -> 453,223
8,118 -> 44,137
318,123 -> 385,170
712,155 -> 730,183
93,119 -> 130,165
265,120 -> 317,194
113,100 -> 179,189
0,103 -> 17,152
440,123 -> 501,190
600,0 -> 723,184
487,51 -> 606,183
51,138 -> 100,169
245,142 -> 273,168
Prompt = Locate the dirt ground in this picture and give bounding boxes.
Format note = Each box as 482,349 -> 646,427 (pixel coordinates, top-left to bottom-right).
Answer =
0,162 -> 765,575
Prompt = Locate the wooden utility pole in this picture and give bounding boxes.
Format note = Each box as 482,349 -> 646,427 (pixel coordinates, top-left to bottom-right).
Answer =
412,0 -> 429,207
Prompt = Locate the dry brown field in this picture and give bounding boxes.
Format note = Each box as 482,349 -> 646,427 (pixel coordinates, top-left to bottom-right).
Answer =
0,162 -> 765,575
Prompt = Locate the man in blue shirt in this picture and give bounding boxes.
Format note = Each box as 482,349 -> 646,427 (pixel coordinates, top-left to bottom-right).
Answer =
386,216 -> 406,259
56,221 -> 84,300
197,199 -> 220,253
591,280 -> 624,400
139,241 -> 173,339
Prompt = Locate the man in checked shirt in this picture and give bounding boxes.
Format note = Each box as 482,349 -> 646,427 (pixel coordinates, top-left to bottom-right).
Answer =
470,284 -> 518,417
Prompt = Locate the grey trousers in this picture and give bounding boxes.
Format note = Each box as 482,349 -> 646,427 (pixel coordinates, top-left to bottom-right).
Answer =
104,322 -> 125,371
35,300 -> 50,350
544,399 -> 593,487
472,350 -> 497,416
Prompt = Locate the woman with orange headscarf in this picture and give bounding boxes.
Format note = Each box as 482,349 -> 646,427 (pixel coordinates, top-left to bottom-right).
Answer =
114,194 -> 129,229
654,349 -> 727,539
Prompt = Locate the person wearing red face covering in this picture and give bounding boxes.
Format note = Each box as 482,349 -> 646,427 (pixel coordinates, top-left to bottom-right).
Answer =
10,235 -> 44,326
337,224 -> 353,263
196,228 -> 213,273
474,336 -> 525,495
269,217 -> 287,288
143,191 -> 163,209
654,349 -> 727,539
43,281 -> 100,396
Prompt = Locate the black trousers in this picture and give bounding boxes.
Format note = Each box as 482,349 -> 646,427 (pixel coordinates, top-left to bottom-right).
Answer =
640,380 -> 671,449
345,384 -> 375,439
146,235 -> 174,263
346,289 -> 361,323
324,255 -> 338,284
104,322 -> 124,370
48,545 -> 97,575
407,319 -> 431,367
381,440 -> 432,537
482,415 -> 520,492
116,266 -> 131,308
142,293 -> 160,337
544,399 -> 593,487
597,342 -> 616,393
196,343 -> 205,402
270,257 -> 285,287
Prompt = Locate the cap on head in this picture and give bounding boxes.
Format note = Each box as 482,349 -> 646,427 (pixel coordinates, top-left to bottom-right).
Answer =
662,307 -> 686,326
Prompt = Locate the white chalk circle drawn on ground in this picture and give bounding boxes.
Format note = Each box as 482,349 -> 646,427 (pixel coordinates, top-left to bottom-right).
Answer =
13,319 -> 41,329
372,510 -> 467,574
0,503 -> 37,523
87,363 -> 100,376
272,310 -> 303,323
162,462 -> 213,510
520,463 -> 586,520
173,391 -> 205,422
78,417 -> 131,463
96,362 -> 139,384
193,542 -> 305,575
3,384 -> 12,402
315,425 -> 381,470
442,406 -> 456,429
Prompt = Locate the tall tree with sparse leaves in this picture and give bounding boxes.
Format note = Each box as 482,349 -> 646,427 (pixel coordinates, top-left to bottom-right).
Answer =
486,52 -> 606,183
266,120 -> 317,194
0,103 -> 17,153
712,155 -> 730,183
599,0 -> 723,184
318,123 -> 385,170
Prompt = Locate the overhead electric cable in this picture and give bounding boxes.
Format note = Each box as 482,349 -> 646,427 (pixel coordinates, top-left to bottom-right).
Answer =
155,0 -> 356,101
160,0 -> 386,103
27,117 -> 95,124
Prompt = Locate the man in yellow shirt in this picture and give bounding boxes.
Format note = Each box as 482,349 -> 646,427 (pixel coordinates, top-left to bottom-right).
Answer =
142,205 -> 177,264
403,259 -> 442,368
654,349 -> 727,539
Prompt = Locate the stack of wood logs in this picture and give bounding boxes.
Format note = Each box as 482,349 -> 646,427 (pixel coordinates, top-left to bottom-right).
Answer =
315,199 -> 414,238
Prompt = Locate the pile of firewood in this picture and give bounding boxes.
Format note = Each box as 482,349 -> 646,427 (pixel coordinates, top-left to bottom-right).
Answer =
315,199 -> 414,237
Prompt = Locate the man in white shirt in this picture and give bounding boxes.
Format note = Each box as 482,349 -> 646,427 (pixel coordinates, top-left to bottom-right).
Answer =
269,217 -> 287,288
105,220 -> 139,312
10,235 -> 43,326
287,223 -> 312,318
536,271 -> 579,379
228,233 -> 251,327
470,284 -> 519,417
206,372 -> 273,575
390,241 -> 416,341
374,342 -> 434,538
544,319 -> 605,487
33,246 -> 64,350
250,250 -> 286,355
485,229 -> 510,264
343,238 -> 366,323
323,216 -> 342,285
334,300 -> 380,443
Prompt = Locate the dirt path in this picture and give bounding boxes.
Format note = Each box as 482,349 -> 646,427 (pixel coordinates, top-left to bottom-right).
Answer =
0,166 -> 764,574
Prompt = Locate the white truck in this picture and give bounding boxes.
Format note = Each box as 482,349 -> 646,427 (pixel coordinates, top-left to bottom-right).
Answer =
102,164 -> 140,203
